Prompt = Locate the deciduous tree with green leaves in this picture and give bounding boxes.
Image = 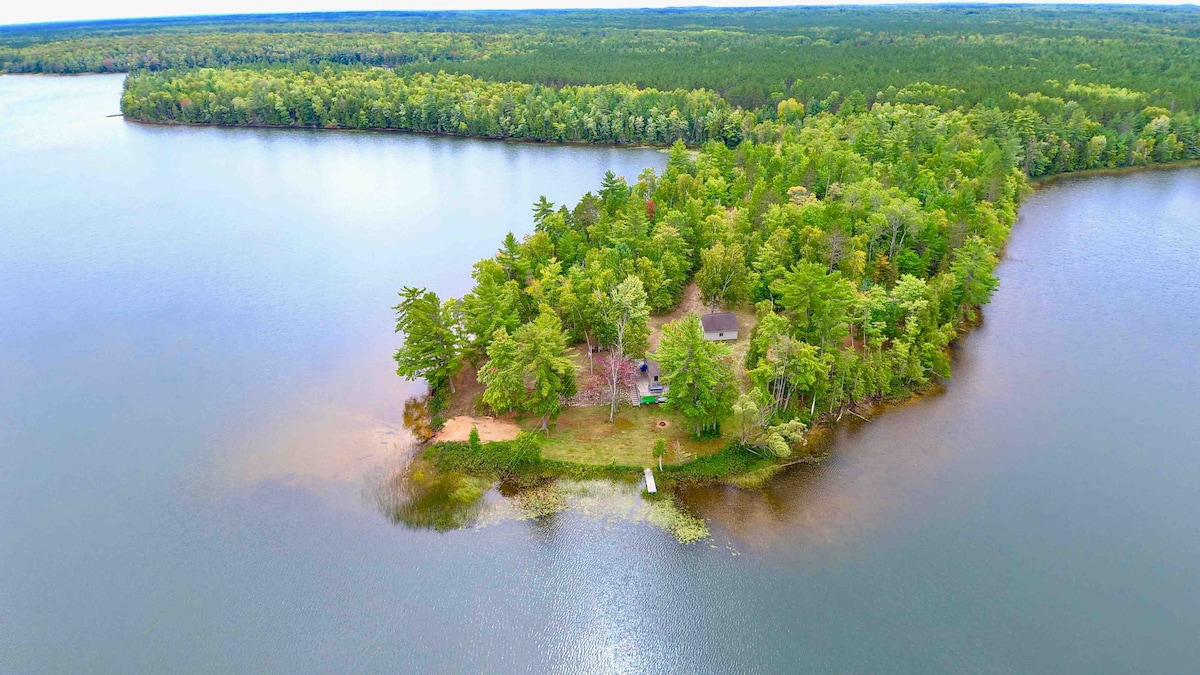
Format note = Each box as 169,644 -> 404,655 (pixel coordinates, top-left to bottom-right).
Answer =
731,389 -> 807,458
601,276 -> 650,422
744,307 -> 829,415
950,235 -> 1000,318
653,437 -> 667,470
696,241 -> 749,312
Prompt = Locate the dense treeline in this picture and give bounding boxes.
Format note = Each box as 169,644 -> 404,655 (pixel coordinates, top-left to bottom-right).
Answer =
426,29 -> 1200,112
79,4 -> 1200,177
6,7 -> 1200,45
122,64 -> 1200,175
6,7 -> 1200,112
121,67 -> 735,144
396,102 -> 1030,445
0,31 -> 527,73
873,82 -> 1200,176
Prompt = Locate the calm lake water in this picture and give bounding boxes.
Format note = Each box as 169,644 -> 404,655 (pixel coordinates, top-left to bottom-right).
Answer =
3,75 -> 1200,673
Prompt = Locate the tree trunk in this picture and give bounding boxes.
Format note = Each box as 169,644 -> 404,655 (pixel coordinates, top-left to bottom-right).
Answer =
608,321 -> 626,424
608,352 -> 619,424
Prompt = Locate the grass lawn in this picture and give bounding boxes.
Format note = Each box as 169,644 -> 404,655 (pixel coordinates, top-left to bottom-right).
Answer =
446,284 -> 759,468
526,404 -> 727,467
527,293 -> 758,468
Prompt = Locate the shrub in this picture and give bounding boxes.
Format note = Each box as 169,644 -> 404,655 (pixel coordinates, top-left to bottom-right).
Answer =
426,432 -> 544,475
664,442 -> 776,482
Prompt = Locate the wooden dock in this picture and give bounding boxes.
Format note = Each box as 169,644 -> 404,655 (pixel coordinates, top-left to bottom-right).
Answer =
644,467 -> 657,494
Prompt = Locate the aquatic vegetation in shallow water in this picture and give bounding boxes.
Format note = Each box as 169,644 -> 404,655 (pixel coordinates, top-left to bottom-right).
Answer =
512,482 -> 568,519
372,465 -> 712,543
721,464 -> 783,490
648,500 -> 711,543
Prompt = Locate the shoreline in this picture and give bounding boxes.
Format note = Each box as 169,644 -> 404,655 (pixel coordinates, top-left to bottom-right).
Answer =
418,375 -> 945,487
1030,160 -> 1200,188
416,285 -> 986,486
122,116 -> 678,150
124,117 -> 1200,177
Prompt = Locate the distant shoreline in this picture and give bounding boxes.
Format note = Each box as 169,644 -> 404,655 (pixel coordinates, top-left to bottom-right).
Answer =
1031,160 -> 1200,188
121,116 -> 672,150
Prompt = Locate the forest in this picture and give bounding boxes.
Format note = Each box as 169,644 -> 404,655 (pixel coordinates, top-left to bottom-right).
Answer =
11,7 -> 1200,464
120,67 -> 734,144
396,107 -> 1024,454
82,5 -> 1200,173
7,7 -> 1200,110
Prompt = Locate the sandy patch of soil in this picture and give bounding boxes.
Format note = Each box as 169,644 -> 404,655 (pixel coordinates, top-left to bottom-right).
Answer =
433,415 -> 521,443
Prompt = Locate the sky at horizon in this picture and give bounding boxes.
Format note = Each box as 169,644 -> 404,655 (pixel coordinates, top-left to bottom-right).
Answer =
3,0 -> 1198,29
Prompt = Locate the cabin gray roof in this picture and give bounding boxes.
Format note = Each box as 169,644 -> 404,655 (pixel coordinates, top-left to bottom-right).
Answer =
700,312 -> 738,332
645,360 -> 661,379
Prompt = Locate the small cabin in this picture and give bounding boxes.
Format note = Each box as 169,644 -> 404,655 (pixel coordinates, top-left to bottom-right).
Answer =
637,359 -> 667,405
645,360 -> 664,393
701,312 -> 739,341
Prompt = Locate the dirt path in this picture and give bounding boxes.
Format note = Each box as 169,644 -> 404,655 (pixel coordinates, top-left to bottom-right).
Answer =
645,281 -> 759,387
648,281 -> 705,351
433,415 -> 521,443
441,364 -> 484,418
